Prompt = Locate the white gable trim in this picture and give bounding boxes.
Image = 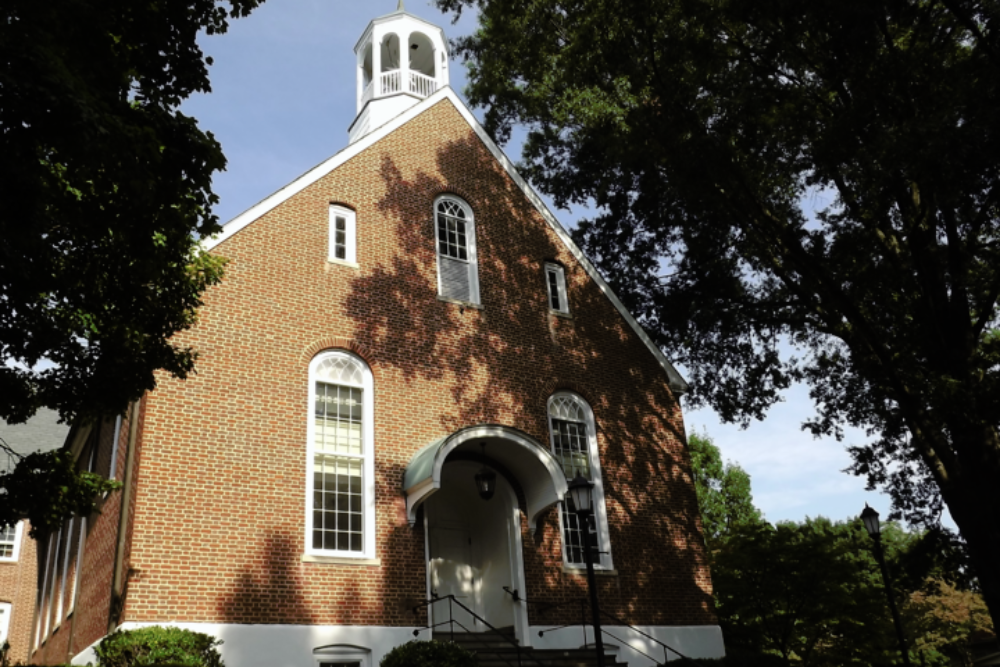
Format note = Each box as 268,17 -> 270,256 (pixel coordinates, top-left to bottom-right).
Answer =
204,88 -> 688,394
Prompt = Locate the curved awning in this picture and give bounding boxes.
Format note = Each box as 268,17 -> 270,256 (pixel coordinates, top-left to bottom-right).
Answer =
403,424 -> 568,533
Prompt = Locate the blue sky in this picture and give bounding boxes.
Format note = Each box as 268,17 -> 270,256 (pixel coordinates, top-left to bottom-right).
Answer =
183,0 -> 920,528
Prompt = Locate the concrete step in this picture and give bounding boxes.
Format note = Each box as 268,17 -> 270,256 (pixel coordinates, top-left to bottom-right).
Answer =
435,630 -> 626,667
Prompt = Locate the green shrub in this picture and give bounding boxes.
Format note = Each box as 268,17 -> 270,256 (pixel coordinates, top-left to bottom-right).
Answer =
95,626 -> 224,667
380,640 -> 477,667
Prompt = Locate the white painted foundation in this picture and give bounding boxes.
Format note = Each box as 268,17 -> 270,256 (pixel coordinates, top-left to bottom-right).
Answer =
530,624 -> 726,664
73,622 -> 724,666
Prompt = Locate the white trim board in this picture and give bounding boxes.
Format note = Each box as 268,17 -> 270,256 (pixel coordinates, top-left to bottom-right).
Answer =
203,87 -> 688,395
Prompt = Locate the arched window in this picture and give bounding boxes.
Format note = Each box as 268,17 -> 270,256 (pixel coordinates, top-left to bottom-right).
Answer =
435,195 -> 479,305
548,393 -> 613,569
306,351 -> 375,558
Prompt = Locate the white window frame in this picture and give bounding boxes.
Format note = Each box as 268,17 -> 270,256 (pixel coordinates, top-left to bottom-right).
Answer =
0,602 -> 12,648
109,414 -> 122,480
547,392 -> 614,570
70,517 -> 87,613
0,521 -> 23,562
48,527 -> 63,631
329,205 -> 358,266
38,534 -> 54,642
314,645 -> 371,667
545,262 -> 570,315
434,195 -> 480,305
305,350 -> 376,560
56,520 -> 74,624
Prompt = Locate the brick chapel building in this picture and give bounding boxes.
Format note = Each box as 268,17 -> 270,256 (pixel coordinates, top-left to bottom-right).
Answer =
26,6 -> 723,666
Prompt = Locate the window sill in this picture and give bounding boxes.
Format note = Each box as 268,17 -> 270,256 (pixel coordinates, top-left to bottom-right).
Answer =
549,309 -> 572,319
327,258 -> 360,269
563,565 -> 617,577
302,554 -> 381,566
437,295 -> 483,309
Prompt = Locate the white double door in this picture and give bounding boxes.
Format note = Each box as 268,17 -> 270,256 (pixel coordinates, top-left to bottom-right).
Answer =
425,462 -> 525,636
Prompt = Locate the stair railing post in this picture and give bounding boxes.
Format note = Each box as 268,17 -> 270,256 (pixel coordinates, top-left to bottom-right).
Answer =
449,596 -> 454,644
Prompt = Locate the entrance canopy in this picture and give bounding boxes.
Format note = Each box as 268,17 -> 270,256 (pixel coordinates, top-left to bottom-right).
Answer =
403,425 -> 568,533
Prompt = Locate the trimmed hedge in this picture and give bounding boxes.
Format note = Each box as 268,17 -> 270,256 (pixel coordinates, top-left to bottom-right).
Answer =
380,640 -> 478,667
94,626 -> 224,667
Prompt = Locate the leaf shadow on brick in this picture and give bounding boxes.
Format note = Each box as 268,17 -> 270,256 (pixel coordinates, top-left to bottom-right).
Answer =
342,130 -> 716,630
218,531 -> 317,624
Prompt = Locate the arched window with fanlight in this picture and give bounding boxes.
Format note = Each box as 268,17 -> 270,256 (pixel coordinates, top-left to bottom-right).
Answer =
306,351 -> 375,559
435,195 -> 480,305
547,392 -> 614,569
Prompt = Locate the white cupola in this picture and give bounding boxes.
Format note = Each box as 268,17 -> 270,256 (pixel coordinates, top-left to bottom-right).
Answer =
349,1 -> 450,144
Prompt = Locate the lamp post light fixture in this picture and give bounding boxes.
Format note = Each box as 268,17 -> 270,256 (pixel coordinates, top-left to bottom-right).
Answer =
860,504 -> 912,667
474,443 -> 496,501
567,473 -> 605,667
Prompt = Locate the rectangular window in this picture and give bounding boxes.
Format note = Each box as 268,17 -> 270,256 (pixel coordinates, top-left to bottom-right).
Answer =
70,517 -> 87,613
545,263 -> 569,314
313,382 -> 364,552
57,520 -> 73,622
0,522 -> 21,561
0,602 -> 11,648
552,418 -> 595,566
437,214 -> 469,261
329,206 -> 357,265
551,418 -> 590,479
37,535 -> 54,643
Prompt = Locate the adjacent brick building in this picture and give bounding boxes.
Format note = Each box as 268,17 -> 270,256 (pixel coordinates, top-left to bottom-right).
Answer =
0,410 -> 70,664
27,6 -> 723,666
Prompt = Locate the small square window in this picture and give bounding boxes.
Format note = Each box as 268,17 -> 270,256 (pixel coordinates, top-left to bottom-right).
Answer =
0,521 -> 22,562
329,206 -> 357,265
545,263 -> 569,315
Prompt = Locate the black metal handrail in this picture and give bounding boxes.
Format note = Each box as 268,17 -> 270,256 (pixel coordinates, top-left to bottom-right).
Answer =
597,607 -> 698,665
411,594 -> 555,667
502,588 -> 594,650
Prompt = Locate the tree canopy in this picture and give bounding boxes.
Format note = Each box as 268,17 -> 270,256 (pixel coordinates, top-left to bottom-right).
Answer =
0,0 -> 260,426
0,0 -> 260,529
713,518 -> 990,666
685,432 -> 989,665
436,0 -> 1000,630
687,431 -> 763,547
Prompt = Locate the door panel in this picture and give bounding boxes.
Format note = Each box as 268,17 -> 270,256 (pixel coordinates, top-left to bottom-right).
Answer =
430,527 -> 480,631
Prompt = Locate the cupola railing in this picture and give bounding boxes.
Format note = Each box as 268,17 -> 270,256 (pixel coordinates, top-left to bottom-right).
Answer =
362,70 -> 438,108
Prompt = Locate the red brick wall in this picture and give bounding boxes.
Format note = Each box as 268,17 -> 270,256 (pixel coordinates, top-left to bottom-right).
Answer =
108,98 -> 714,631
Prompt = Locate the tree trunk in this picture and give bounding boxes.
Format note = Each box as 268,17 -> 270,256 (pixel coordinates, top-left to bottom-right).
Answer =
938,425 -> 1000,634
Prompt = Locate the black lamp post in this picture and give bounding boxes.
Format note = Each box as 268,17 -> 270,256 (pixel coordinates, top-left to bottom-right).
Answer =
568,473 -> 605,667
861,503 -> 912,667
